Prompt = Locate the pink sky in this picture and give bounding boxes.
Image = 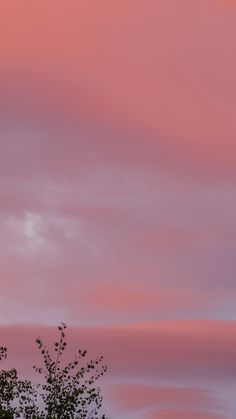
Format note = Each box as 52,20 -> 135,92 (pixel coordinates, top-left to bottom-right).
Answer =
0,1 -> 236,418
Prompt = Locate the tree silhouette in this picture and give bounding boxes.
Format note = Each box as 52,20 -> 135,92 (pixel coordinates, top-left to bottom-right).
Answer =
0,323 -> 107,418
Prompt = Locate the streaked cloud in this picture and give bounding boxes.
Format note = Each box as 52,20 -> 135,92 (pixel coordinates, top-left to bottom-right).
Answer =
0,1 -> 235,417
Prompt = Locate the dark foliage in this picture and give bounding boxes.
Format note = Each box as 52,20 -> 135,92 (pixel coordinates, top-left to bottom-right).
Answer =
0,323 -> 107,418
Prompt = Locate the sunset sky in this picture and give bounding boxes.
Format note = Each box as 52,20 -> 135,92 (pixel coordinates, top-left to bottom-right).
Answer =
0,1 -> 236,418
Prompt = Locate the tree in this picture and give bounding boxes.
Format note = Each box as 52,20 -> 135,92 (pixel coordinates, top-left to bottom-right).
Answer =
0,323 -> 108,418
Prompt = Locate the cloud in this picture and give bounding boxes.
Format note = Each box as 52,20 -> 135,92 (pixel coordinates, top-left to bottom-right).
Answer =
144,410 -> 226,419
1,321 -> 236,379
0,0 -> 236,179
1,323 -> 232,417
0,0 -> 236,324
110,383 -> 221,412
0,155 -> 235,324
0,3 -> 235,418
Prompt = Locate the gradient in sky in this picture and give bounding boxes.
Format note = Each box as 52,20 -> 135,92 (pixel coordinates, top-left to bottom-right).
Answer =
0,1 -> 236,418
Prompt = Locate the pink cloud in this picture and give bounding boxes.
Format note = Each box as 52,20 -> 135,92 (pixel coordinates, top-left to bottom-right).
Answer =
0,321 -> 236,379
110,383 -> 220,412
0,172 -> 235,325
0,0 -> 236,179
145,410 -> 226,419
0,323 -> 232,416
0,321 -> 234,417
0,2 -> 235,418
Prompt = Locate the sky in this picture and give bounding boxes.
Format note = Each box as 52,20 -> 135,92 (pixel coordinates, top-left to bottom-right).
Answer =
0,1 -> 236,418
